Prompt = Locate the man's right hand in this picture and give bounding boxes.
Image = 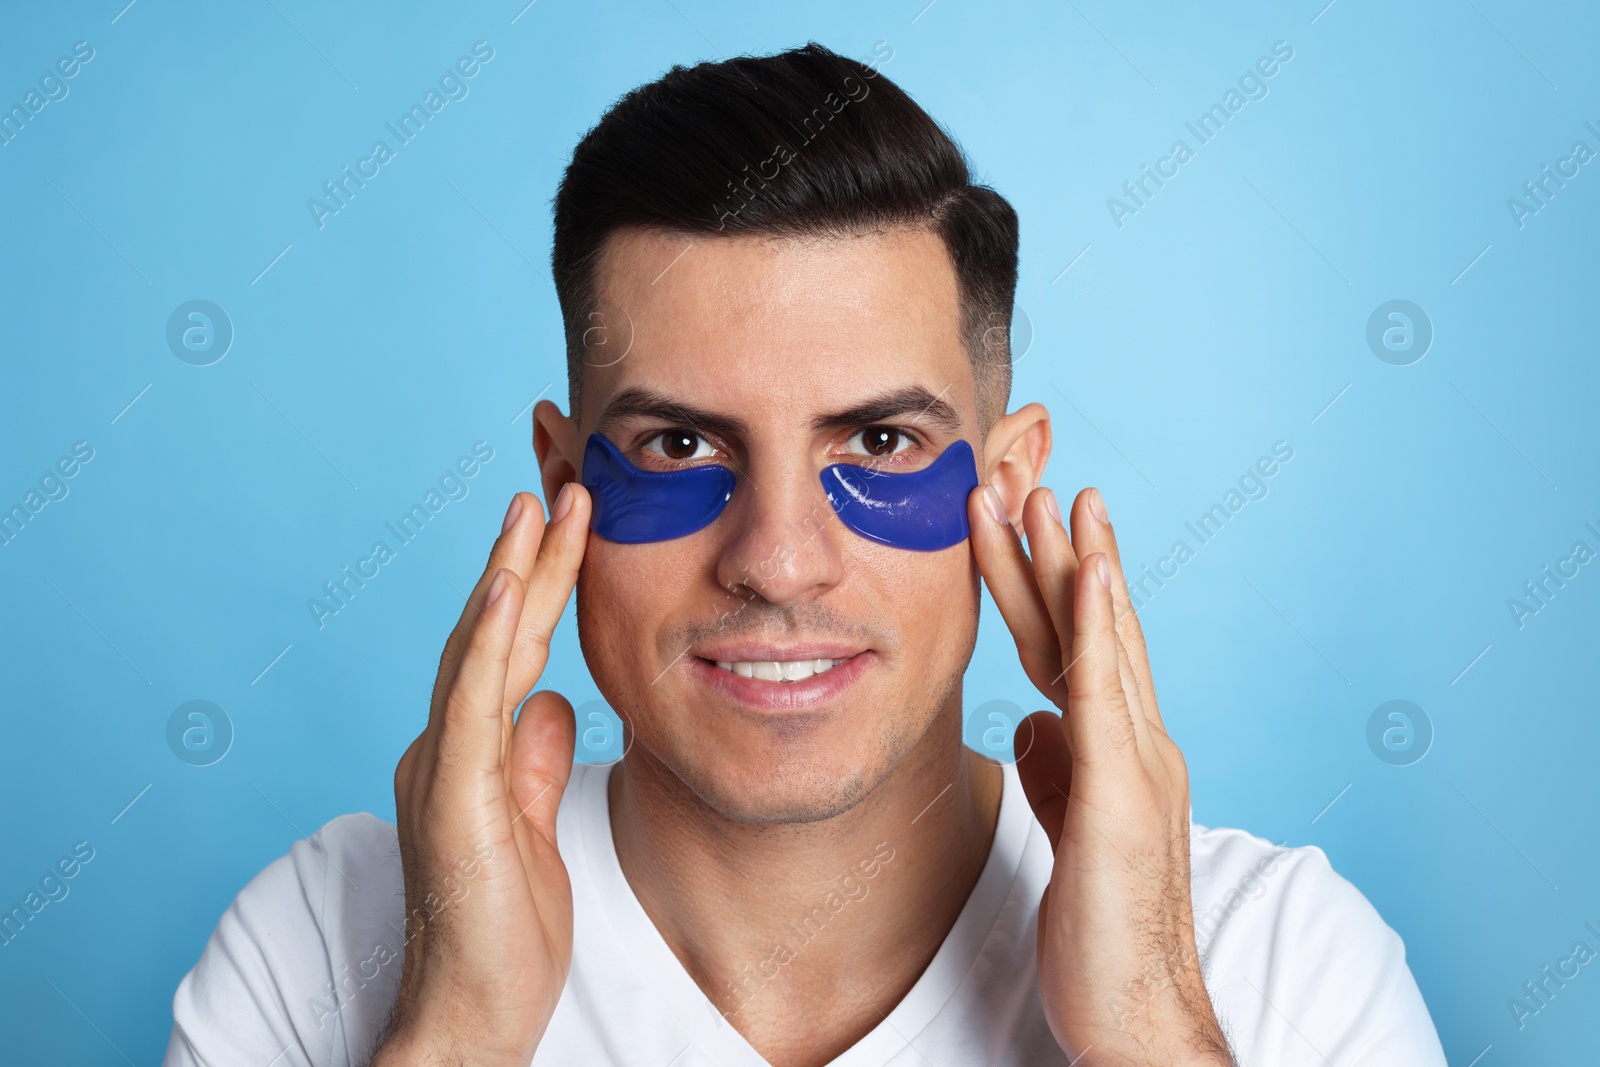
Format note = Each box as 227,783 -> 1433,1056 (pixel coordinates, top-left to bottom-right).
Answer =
373,483 -> 591,1067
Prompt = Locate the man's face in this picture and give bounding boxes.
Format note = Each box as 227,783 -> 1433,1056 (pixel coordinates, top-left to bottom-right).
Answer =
554,225 -> 984,823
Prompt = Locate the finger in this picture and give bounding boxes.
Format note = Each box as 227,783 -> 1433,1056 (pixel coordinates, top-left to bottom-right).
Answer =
503,483 -> 592,712
1018,486 -> 1078,690
507,692 -> 577,968
967,485 -> 1066,701
1067,509 -> 1150,755
1066,552 -> 1137,768
1107,609 -> 1155,758
508,690 -> 577,845
432,492 -> 551,725
435,567 -> 525,783
1014,711 -> 1071,852
1068,488 -> 1165,735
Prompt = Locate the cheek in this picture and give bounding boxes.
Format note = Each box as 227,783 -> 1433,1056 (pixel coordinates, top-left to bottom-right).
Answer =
580,544 -> 661,645
798,542 -> 977,786
576,539 -> 711,686
851,540 -> 980,660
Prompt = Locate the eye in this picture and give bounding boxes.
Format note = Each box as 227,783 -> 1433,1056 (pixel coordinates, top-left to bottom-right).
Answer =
845,426 -> 917,459
644,429 -> 715,462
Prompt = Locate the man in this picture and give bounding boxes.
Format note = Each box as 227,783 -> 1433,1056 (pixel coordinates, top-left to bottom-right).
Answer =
163,42 -> 1446,1066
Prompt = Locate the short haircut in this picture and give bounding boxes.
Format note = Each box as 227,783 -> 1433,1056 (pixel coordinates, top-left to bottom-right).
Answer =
550,41 -> 1019,427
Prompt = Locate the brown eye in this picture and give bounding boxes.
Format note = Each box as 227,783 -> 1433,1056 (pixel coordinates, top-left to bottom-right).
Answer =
859,426 -> 905,457
646,430 -> 713,462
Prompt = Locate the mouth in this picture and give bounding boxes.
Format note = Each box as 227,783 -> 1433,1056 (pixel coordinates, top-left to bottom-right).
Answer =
683,645 -> 874,712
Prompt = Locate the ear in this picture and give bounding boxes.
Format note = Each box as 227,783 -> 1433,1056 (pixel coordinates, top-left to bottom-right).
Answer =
532,399 -> 582,510
980,402 -> 1051,526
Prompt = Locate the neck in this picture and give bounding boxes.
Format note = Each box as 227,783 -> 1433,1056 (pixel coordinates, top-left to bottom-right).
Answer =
608,706 -> 1005,1067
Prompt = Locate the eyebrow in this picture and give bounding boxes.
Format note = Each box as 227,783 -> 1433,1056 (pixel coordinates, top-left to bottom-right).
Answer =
597,385 -> 965,439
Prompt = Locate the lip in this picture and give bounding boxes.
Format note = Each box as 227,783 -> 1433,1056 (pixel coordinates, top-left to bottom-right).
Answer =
691,641 -> 866,663
683,650 -> 874,713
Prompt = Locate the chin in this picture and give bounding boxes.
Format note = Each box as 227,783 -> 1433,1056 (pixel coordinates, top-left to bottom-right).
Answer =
644,711 -> 909,825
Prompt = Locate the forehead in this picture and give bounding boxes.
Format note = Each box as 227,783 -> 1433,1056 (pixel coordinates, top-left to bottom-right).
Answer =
580,225 -> 973,431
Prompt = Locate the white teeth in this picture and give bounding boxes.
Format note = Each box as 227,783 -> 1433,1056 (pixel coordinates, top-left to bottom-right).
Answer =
713,658 -> 846,683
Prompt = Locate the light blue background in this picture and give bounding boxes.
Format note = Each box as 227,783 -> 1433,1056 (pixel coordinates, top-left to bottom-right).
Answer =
2,1 -> 1596,1063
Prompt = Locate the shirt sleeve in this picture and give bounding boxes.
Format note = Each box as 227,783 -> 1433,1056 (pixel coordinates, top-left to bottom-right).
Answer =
1196,832 -> 1447,1066
161,813 -> 404,1067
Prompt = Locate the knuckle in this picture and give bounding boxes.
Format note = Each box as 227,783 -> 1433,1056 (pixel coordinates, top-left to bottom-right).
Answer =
1164,739 -> 1190,786
1099,684 -> 1130,719
1115,604 -> 1146,640
1015,631 -> 1052,663
442,686 -> 485,730
437,625 -> 467,669
1067,665 -> 1126,710
518,617 -> 555,655
464,612 -> 510,665
431,724 -> 474,778
433,641 -> 464,692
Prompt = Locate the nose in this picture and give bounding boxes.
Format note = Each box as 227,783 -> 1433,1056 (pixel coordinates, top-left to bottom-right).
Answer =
715,454 -> 845,606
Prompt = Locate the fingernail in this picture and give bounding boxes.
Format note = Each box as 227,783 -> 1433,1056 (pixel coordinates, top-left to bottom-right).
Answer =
1088,488 -> 1109,525
1096,556 -> 1110,589
486,570 -> 508,607
983,484 -> 1008,526
551,483 -> 574,524
1044,488 -> 1062,525
502,494 -> 523,533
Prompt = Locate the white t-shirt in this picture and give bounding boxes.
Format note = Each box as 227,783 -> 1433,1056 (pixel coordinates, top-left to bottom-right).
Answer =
162,759 -> 1446,1066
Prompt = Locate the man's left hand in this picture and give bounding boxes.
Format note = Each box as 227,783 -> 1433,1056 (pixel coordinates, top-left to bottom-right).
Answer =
968,483 -> 1235,1066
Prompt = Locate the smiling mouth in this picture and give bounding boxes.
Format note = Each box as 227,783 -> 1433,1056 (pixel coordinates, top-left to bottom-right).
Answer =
710,658 -> 848,683
685,649 -> 873,712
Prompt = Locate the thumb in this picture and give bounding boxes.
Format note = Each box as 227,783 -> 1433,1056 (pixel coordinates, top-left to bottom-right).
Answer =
1014,710 -> 1071,852
509,689 -> 577,843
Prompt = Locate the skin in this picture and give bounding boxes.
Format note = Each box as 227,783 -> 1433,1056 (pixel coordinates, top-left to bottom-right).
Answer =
375,226 -> 1233,1066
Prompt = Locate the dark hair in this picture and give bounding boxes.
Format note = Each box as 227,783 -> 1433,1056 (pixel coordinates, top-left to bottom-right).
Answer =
550,41 -> 1019,425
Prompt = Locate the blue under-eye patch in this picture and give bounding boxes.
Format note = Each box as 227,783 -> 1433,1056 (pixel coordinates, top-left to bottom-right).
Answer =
820,439 -> 980,551
581,433 -> 980,551
582,432 -> 736,544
